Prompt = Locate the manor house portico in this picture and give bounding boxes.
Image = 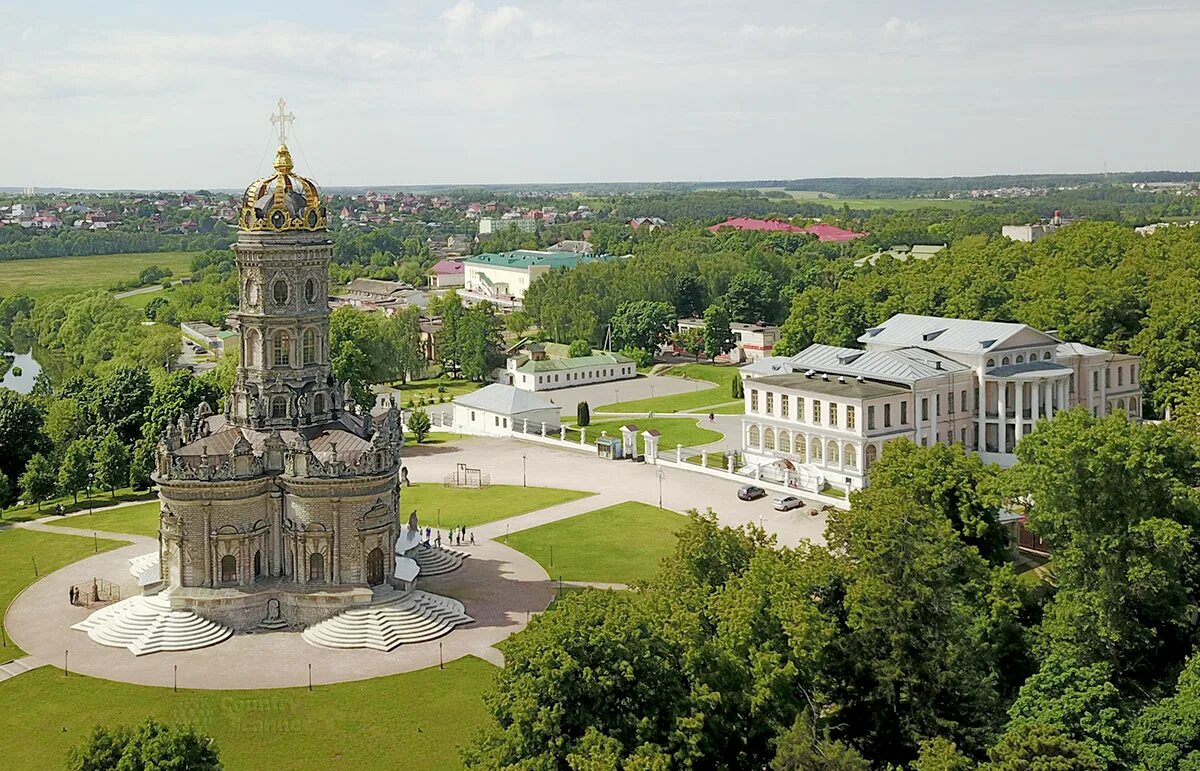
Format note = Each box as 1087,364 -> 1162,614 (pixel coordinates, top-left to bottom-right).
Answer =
740,314 -> 1142,493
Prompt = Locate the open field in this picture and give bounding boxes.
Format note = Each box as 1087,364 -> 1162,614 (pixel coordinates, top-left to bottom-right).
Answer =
598,363 -> 744,414
55,501 -> 161,539
756,188 -> 981,211
581,416 -> 723,449
0,657 -> 495,770
2,486 -> 156,524
403,482 -> 593,530
506,501 -> 684,584
0,251 -> 198,300
660,362 -> 740,385
0,528 -> 128,659
116,289 -> 166,309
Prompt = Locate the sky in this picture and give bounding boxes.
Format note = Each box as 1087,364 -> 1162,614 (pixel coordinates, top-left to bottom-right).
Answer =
2,1 -> 1199,189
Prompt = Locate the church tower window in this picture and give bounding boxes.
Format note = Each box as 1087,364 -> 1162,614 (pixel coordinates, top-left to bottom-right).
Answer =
273,331 -> 291,366
272,279 -> 289,305
309,552 -> 325,582
305,277 -> 317,303
271,397 -> 288,419
302,328 -> 316,365
220,554 -> 237,583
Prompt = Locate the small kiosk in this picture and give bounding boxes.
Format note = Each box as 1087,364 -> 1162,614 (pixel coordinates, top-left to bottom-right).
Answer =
596,435 -> 624,460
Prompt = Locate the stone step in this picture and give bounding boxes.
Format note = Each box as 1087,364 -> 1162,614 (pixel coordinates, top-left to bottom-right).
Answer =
0,657 -> 40,682
302,590 -> 472,652
405,546 -> 468,577
72,595 -> 233,656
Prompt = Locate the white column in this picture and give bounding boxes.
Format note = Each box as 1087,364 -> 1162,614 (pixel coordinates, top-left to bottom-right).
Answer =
976,374 -> 986,452
540,421 -> 547,437
856,443 -> 864,472
559,425 -> 566,441
1099,367 -> 1107,416
1059,380 -> 1068,413
676,444 -> 683,463
1015,380 -> 1025,444
728,453 -> 735,472
523,418 -> 528,433
580,427 -> 587,445
701,450 -> 708,468
913,393 -> 922,446
998,381 -> 1007,454
1044,381 -> 1054,420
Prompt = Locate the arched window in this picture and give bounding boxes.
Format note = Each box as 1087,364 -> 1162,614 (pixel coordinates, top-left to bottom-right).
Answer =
778,432 -> 791,454
844,443 -> 857,469
827,441 -> 840,466
243,329 -> 259,367
987,358 -> 995,368
220,554 -> 237,583
305,277 -> 317,304
865,444 -> 878,469
1117,367 -> 1124,386
314,393 -> 325,415
1043,351 -> 1051,360
253,550 -> 262,578
1016,354 -> 1024,364
810,438 -> 823,463
272,279 -> 289,305
795,435 -> 806,462
764,428 -> 776,451
309,552 -> 325,582
271,397 -> 288,419
273,331 -> 291,366
748,425 -> 760,448
302,328 -> 316,365
1002,356 -> 1011,366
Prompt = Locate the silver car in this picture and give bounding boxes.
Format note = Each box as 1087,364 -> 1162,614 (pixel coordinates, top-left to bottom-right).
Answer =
773,495 -> 803,512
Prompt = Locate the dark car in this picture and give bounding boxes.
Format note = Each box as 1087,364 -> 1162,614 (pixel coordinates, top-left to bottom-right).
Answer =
737,485 -> 767,501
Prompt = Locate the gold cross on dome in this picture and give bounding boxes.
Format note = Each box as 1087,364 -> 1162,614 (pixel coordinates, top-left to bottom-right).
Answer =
270,98 -> 295,145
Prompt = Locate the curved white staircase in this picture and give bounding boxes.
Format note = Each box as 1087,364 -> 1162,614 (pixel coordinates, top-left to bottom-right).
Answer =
128,552 -> 161,587
72,594 -> 233,656
406,545 -> 467,576
301,590 -> 472,651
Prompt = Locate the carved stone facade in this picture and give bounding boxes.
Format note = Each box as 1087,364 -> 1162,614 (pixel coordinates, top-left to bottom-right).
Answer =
151,144 -> 404,631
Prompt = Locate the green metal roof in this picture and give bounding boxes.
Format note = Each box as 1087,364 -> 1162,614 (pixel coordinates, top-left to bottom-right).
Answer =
515,352 -> 634,374
465,249 -> 618,270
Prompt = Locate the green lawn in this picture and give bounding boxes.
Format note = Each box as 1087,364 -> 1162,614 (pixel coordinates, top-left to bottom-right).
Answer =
0,528 -> 128,659
705,401 -> 746,415
406,431 -> 469,446
506,501 -> 684,584
116,289 -> 166,310
2,486 -> 156,524
661,362 -> 741,386
0,251 -> 198,300
582,416 -> 723,450
756,188 -> 981,211
403,483 -> 593,530
0,657 -> 495,770
597,364 -> 745,415
383,376 -> 480,408
55,501 -> 161,539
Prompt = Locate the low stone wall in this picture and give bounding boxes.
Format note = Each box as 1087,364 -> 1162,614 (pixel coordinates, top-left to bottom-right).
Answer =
169,582 -> 378,630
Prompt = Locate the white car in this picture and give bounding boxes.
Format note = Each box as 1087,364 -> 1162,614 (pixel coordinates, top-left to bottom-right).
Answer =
772,495 -> 803,512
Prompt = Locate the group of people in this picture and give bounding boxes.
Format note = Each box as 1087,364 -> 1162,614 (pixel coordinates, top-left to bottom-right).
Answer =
433,526 -> 474,548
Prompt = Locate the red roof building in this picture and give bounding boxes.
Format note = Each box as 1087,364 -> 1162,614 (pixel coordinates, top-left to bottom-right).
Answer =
708,217 -> 868,242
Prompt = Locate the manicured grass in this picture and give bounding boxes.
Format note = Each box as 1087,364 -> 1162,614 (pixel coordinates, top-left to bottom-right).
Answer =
0,657 -> 496,770
582,416 -> 723,449
0,528 -> 128,659
116,288 -> 167,309
700,401 -> 746,415
402,483 -> 593,530
0,251 -> 197,300
55,501 -> 161,539
384,376 -> 480,407
2,487 -> 156,524
598,387 -> 731,415
505,501 -> 684,584
662,362 -> 741,386
406,431 -> 469,446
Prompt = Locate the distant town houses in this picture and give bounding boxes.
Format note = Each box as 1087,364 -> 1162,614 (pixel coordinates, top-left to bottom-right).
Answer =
428,259 -> 465,288
459,249 -> 624,308
331,278 -> 431,315
707,217 -> 868,242
738,313 -> 1142,496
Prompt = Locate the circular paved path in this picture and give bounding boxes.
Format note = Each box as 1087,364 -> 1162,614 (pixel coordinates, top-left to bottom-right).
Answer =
6,532 -> 553,690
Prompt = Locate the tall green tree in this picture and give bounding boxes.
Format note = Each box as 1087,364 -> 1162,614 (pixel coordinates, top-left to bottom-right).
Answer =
407,408 -> 431,443
723,269 -> 780,323
58,439 -> 92,504
67,720 -> 220,771
0,389 -> 49,492
93,430 -> 130,497
18,453 -> 57,510
93,365 -> 154,444
703,304 -> 737,362
568,339 -> 592,357
610,300 -> 675,353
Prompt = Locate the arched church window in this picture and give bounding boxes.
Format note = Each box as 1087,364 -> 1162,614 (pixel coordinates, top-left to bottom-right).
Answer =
305,277 -> 317,304
314,393 -> 325,415
309,552 -> 325,582
302,328 -> 316,365
220,554 -> 237,583
273,331 -> 291,366
271,397 -> 287,419
253,550 -> 262,578
245,279 -> 259,306
273,279 -> 289,305
243,329 -> 259,367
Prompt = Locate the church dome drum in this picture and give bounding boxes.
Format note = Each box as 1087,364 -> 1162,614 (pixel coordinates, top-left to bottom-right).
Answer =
240,145 -> 327,232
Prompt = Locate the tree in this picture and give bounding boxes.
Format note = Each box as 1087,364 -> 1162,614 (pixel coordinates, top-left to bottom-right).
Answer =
141,369 -> 220,444
129,438 -> 155,491
723,269 -> 780,323
703,304 -> 737,362
1127,654 -> 1200,769
94,430 -> 130,497
93,365 -> 153,444
770,714 -> 870,771
618,346 -> 653,368
457,304 -> 504,382
44,396 -> 90,447
505,309 -> 534,337
674,273 -> 705,318
730,373 -> 744,399
913,738 -> 975,771
58,439 -> 92,504
610,300 -> 675,354
407,408 -> 431,443
577,401 -> 590,427
19,453 -> 57,510
0,390 -> 49,491
568,339 -> 592,358
67,720 -> 220,771
672,327 -> 705,362
984,722 -> 1104,771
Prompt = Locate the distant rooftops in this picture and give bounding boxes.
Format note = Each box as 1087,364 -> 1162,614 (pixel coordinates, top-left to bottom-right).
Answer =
707,217 -> 868,242
465,249 -> 620,270
430,259 -> 464,275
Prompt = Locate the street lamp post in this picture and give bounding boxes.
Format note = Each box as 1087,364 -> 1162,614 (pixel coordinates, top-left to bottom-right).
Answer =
522,454 -> 527,487
656,469 -> 665,509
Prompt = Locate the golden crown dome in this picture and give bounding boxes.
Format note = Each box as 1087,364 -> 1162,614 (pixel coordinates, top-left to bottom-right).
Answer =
239,145 -> 327,232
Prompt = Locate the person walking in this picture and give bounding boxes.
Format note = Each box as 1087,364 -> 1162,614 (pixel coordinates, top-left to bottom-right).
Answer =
469,531 -> 475,545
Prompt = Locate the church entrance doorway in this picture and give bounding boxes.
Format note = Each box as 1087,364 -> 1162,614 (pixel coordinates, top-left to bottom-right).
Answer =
366,547 -> 384,586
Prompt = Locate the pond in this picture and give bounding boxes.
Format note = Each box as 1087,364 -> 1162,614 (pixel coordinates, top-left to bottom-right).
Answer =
0,349 -> 43,394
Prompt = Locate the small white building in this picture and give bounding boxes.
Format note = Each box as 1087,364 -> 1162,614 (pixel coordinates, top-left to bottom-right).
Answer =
676,319 -> 780,362
505,344 -> 636,392
460,250 -> 619,307
452,384 -> 560,437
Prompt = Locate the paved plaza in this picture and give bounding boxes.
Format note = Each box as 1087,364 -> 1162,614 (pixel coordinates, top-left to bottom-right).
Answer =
3,435 -> 828,690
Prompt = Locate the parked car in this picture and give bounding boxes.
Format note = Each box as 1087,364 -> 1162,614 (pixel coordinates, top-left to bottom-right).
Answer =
737,485 -> 766,501
773,495 -> 803,511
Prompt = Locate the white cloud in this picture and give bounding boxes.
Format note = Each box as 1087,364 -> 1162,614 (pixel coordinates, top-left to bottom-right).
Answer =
739,23 -> 812,41
883,16 -> 926,39
441,1 -> 536,43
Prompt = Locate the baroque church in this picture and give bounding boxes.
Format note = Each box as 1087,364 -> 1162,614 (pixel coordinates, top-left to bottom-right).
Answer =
150,134 -> 410,630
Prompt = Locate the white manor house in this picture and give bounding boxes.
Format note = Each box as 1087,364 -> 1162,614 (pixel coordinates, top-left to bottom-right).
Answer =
740,313 -> 1142,493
